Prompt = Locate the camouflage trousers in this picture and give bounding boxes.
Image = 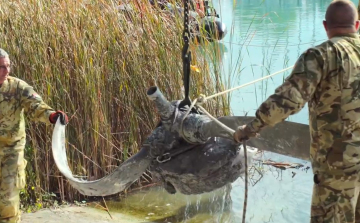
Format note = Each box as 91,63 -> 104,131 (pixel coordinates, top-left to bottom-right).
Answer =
0,140 -> 27,223
310,172 -> 360,223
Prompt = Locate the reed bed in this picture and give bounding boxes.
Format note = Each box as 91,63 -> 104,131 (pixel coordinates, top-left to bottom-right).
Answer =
0,0 -> 229,209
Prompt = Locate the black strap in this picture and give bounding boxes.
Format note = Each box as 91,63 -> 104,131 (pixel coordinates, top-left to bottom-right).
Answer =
156,143 -> 197,163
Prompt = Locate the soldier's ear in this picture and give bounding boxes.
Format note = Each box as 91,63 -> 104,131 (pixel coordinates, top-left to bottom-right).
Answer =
322,20 -> 328,31
355,20 -> 360,31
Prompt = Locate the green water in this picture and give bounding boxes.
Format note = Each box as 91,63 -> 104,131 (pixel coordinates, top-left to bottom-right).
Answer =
213,0 -> 331,123
107,0 -> 358,222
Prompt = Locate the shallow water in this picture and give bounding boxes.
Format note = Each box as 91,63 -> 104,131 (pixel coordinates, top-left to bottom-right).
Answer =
106,1 -> 357,222
106,152 -> 311,223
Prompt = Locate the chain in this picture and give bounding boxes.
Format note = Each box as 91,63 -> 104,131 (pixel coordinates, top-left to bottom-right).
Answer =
182,0 -> 191,50
179,0 -> 193,110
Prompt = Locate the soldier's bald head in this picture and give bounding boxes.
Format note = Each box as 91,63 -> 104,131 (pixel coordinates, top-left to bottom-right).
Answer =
325,0 -> 358,29
0,49 -> 9,58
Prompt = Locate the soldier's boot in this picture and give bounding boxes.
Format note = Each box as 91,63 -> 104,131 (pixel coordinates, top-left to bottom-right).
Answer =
0,150 -> 27,223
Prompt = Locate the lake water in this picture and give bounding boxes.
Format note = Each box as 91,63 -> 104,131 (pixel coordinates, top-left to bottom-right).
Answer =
107,0 -> 357,222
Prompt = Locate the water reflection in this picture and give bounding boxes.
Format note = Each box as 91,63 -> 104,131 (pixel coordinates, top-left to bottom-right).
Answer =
105,151 -> 313,222
106,184 -> 235,222
230,152 -> 313,223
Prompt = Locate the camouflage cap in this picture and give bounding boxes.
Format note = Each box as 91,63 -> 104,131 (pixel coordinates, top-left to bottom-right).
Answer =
0,48 -> 9,58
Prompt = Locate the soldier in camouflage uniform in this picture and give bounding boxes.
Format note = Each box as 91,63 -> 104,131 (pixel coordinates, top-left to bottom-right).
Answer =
0,49 -> 68,222
234,1 -> 360,222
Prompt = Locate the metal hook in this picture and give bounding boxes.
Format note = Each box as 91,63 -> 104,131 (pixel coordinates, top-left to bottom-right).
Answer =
156,153 -> 171,163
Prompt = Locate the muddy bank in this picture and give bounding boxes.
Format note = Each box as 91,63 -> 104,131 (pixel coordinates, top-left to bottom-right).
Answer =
21,205 -> 143,223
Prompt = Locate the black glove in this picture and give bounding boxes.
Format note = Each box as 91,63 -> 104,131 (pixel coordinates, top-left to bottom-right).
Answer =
49,110 -> 69,125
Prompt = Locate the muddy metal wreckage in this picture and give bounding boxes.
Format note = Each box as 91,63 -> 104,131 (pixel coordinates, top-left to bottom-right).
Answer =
52,85 -> 311,197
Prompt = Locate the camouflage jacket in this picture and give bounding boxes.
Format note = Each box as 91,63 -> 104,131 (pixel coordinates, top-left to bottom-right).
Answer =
0,76 -> 54,143
247,33 -> 360,175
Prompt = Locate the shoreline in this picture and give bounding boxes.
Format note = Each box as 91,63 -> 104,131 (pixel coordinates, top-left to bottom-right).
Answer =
21,204 -> 143,223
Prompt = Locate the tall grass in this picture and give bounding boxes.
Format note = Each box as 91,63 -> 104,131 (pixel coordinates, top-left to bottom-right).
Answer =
0,0 -> 229,208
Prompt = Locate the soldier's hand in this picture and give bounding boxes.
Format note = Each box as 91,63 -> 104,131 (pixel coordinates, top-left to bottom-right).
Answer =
49,110 -> 69,125
233,125 -> 259,143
